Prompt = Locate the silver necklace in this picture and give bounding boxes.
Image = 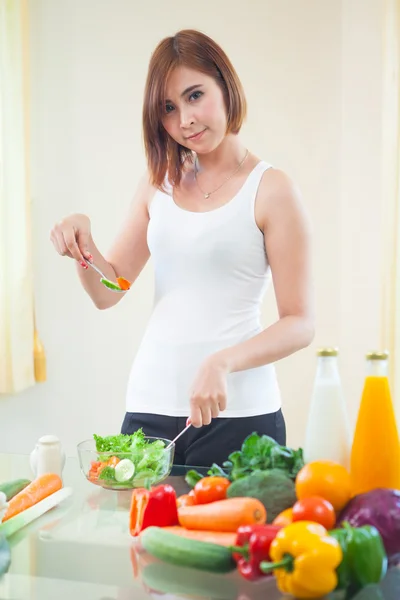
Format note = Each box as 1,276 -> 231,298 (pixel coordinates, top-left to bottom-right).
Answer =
194,149 -> 249,199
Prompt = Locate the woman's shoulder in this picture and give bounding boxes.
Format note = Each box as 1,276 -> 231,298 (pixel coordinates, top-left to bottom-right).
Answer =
245,154 -> 296,195
258,163 -> 301,202
255,162 -> 307,227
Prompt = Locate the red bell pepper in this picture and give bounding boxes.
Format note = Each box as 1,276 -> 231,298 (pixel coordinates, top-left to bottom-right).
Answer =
129,484 -> 179,537
231,524 -> 281,581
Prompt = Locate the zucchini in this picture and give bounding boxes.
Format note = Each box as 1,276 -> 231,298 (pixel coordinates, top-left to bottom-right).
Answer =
139,527 -> 236,573
0,479 -> 31,501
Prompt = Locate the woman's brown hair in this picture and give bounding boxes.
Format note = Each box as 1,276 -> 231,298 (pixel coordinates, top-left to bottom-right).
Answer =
142,29 -> 247,190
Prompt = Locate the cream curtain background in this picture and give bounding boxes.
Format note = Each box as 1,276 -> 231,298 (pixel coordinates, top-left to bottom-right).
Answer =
0,0 -> 44,394
381,0 -> 400,408
0,0 -> 398,396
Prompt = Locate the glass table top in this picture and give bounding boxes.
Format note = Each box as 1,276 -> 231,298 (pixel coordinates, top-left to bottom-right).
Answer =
0,453 -> 398,600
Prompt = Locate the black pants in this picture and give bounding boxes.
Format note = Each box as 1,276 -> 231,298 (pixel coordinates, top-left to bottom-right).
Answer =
121,409 -> 286,467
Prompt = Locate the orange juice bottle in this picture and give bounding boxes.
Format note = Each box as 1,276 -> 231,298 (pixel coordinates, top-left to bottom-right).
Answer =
350,351 -> 400,495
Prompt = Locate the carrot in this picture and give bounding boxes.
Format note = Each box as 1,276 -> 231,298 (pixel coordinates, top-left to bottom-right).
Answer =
161,526 -> 237,547
2,473 -> 62,522
177,497 -> 266,532
116,276 -> 131,290
88,456 -> 120,481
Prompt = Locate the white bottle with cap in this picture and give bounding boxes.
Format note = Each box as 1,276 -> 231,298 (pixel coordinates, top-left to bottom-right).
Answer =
30,435 -> 65,479
304,347 -> 352,469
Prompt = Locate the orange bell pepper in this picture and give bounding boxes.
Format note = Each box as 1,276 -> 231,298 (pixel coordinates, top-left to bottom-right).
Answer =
130,484 -> 179,537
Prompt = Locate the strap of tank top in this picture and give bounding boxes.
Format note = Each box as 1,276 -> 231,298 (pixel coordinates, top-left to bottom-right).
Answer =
243,160 -> 273,214
149,176 -> 172,218
245,161 -> 272,196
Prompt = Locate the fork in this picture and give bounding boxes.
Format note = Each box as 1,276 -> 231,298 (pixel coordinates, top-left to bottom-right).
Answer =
165,418 -> 192,450
82,258 -> 125,293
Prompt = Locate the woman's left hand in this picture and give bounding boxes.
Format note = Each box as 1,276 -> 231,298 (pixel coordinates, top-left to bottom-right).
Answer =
189,356 -> 228,427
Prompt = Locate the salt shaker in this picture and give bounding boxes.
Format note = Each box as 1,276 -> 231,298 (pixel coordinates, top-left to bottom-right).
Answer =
30,435 -> 65,479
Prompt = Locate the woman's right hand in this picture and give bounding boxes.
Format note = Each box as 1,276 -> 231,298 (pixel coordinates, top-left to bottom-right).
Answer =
50,213 -> 93,265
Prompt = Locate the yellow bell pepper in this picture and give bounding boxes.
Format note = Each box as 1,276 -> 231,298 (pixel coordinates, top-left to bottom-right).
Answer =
259,521 -> 343,599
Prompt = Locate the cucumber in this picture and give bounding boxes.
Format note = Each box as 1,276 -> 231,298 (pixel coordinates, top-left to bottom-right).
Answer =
114,459 -> 135,482
100,278 -> 122,291
140,527 -> 236,573
0,479 -> 31,501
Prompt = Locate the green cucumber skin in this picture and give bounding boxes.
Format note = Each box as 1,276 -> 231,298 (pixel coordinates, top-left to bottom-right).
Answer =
140,527 -> 236,574
0,479 -> 31,501
100,278 -> 121,291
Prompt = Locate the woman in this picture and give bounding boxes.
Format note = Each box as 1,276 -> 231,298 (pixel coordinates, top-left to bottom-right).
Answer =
50,29 -> 315,467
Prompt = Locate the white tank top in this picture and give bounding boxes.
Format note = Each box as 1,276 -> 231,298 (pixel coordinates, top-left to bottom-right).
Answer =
125,160 -> 282,417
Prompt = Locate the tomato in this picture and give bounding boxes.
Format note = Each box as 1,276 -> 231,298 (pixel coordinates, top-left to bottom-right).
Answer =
176,494 -> 196,508
193,476 -> 231,504
272,507 -> 293,527
295,461 -> 352,512
292,496 -> 336,529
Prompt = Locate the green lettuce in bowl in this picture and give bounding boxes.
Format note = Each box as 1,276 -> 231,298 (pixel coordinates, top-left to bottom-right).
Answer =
77,428 -> 174,490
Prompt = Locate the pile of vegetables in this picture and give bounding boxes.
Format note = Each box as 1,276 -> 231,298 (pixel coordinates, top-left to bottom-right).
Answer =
132,473 -> 391,597
130,433 -> 400,599
88,429 -> 171,488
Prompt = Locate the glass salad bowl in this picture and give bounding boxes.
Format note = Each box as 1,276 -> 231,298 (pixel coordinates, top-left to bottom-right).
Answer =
77,434 -> 175,491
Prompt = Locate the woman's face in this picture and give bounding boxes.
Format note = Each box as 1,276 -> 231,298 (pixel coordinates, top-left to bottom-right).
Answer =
162,66 -> 228,154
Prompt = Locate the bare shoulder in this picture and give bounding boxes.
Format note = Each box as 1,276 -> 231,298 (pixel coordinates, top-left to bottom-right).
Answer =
260,168 -> 305,211
256,167 -> 311,231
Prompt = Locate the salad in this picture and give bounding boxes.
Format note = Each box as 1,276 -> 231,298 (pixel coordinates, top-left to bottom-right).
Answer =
88,429 -> 170,488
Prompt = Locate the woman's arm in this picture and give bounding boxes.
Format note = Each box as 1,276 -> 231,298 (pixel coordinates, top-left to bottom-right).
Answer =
51,173 -> 155,310
86,173 -> 155,309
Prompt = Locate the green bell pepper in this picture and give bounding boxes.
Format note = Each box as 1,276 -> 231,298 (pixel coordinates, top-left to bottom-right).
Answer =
330,526 -> 353,590
330,522 -> 388,595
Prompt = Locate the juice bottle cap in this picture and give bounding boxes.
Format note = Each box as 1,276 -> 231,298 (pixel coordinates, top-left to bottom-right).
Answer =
366,351 -> 389,360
